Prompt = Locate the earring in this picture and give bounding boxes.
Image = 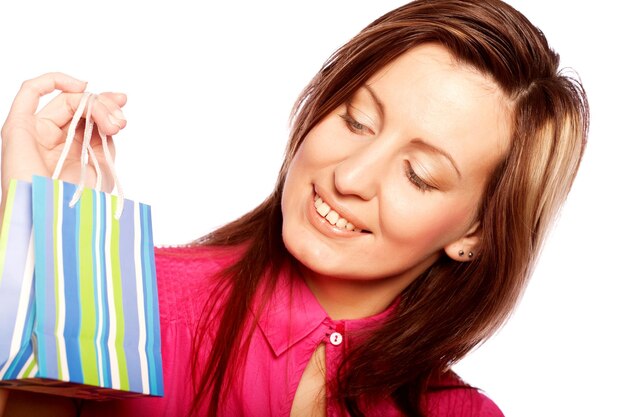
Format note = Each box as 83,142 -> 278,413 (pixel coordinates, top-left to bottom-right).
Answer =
458,250 -> 464,257
468,251 -> 474,258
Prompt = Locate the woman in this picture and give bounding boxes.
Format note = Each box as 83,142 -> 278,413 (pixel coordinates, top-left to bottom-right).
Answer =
0,0 -> 588,416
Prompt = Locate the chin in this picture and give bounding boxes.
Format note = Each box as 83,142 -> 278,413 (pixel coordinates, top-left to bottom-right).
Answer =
283,229 -> 340,278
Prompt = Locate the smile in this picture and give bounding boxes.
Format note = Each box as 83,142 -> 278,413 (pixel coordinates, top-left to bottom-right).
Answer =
314,193 -> 367,233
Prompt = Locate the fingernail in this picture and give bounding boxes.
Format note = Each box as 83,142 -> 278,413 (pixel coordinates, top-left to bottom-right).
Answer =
108,114 -> 122,127
113,109 -> 126,121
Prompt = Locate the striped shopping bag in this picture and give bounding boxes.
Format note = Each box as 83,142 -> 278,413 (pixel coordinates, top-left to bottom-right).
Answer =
0,92 -> 163,399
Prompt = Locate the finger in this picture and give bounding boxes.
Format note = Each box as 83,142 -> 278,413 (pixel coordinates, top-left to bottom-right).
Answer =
37,91 -> 126,133
92,94 -> 127,135
35,91 -> 85,129
8,72 -> 87,117
100,91 -> 127,108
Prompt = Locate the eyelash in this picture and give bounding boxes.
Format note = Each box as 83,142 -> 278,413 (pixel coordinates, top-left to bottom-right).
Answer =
339,108 -> 436,192
339,111 -> 372,135
404,161 -> 436,192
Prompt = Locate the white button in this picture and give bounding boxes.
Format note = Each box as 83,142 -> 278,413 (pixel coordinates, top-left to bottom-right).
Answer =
329,332 -> 343,346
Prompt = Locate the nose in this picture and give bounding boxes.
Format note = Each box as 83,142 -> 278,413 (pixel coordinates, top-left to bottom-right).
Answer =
333,142 -> 388,201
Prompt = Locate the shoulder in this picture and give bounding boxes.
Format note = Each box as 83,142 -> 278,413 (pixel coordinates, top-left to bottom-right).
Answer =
154,244 -> 244,325
154,244 -> 243,281
425,371 -> 504,417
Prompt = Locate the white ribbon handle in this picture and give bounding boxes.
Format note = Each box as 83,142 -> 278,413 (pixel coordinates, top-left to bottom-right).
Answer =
52,92 -> 125,220
52,92 -> 90,180
98,124 -> 124,219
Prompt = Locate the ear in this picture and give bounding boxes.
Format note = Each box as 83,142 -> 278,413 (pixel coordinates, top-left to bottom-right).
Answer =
444,221 -> 482,262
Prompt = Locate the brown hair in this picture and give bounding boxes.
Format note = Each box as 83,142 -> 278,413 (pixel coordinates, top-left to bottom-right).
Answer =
191,0 -> 589,415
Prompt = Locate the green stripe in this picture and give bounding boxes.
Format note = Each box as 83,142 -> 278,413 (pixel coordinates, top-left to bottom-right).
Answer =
53,180 -> 64,380
0,180 -> 18,286
78,189 -> 98,385
110,195 -> 129,390
23,354 -> 37,378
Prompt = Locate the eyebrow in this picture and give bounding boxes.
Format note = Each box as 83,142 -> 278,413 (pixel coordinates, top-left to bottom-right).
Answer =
410,139 -> 462,179
363,84 -> 462,180
363,84 -> 384,121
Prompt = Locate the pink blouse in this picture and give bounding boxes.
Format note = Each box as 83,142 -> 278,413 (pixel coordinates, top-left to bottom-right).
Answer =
81,245 -> 504,417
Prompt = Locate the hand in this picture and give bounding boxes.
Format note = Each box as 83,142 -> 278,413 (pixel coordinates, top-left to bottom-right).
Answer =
1,72 -> 127,201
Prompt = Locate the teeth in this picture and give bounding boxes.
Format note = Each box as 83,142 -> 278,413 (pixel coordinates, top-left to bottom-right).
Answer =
326,210 -> 339,225
316,202 -> 331,217
314,194 -> 362,232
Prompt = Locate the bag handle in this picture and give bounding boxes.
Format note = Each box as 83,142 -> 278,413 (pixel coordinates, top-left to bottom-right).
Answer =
52,92 -> 125,219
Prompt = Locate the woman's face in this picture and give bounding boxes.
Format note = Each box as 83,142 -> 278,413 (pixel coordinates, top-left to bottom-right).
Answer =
281,44 -> 511,284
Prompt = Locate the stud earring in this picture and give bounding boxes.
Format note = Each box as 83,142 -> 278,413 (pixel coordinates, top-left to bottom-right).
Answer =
468,251 -> 474,258
458,250 -> 464,257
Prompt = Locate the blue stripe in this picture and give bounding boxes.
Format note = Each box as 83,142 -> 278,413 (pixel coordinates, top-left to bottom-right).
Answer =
3,341 -> 33,380
2,277 -> 36,379
142,203 -> 163,395
92,191 -> 105,385
97,191 -> 112,387
32,176 -> 56,377
61,181 -> 83,382
118,199 -> 142,392
12,277 -> 37,378
89,188 -> 104,387
43,178 -> 58,378
90,189 -> 100,383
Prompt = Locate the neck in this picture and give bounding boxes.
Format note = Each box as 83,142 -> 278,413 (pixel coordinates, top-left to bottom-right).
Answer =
298,266 -> 419,321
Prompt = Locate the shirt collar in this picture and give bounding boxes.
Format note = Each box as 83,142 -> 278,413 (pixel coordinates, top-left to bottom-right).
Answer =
254,261 -> 397,357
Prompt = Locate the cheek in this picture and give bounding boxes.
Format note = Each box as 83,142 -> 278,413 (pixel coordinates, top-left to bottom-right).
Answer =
380,193 -> 476,252
283,133 -> 325,191
282,125 -> 348,197
281,154 -> 307,225
297,126 -> 346,168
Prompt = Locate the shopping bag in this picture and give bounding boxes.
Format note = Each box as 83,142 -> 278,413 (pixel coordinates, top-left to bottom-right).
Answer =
0,92 -> 163,399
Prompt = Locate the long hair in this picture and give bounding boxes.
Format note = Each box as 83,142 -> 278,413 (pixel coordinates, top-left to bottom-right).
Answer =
190,1 -> 589,415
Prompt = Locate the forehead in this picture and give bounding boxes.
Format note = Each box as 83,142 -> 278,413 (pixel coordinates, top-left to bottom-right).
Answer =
365,43 -> 513,180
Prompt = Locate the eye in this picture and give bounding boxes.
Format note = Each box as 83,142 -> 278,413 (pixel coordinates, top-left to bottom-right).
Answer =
339,111 -> 374,135
404,161 -> 436,192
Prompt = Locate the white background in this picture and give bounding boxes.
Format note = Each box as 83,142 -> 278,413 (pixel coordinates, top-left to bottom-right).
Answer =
1,1 -> 624,416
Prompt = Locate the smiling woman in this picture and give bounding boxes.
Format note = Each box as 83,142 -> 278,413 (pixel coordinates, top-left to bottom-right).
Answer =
282,44 -> 512,319
0,0 -> 588,416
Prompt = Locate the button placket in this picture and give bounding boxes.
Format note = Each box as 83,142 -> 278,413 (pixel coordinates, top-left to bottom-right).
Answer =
327,322 -> 345,347
329,331 -> 343,346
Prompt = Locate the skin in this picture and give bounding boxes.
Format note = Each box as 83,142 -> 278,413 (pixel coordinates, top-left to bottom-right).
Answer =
281,44 -> 513,321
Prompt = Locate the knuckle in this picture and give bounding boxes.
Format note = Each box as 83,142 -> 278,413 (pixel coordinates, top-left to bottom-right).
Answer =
65,95 -> 77,116
1,122 -> 18,143
20,77 -> 39,93
19,72 -> 58,93
20,78 -> 33,90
